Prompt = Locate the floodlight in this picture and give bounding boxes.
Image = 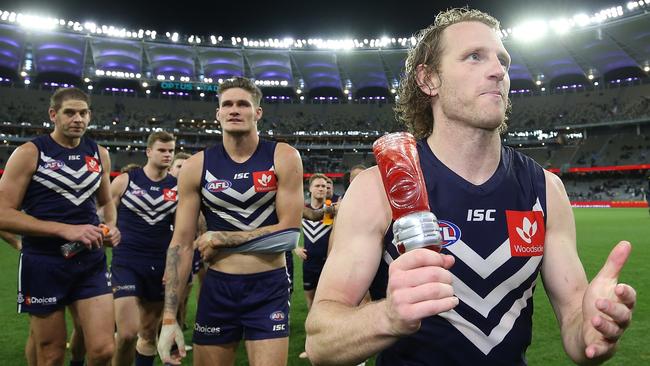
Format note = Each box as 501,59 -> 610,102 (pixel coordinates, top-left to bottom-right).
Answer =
87,85 -> 93,90
512,20 -> 547,41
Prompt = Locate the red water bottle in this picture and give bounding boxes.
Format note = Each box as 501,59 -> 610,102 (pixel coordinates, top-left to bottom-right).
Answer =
373,132 -> 442,253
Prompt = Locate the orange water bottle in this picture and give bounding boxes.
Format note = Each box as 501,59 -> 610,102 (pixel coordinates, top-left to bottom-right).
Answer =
322,199 -> 333,225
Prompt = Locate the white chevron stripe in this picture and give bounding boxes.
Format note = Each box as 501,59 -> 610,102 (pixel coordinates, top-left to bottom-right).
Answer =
124,190 -> 177,213
383,250 -> 394,266
533,198 -> 543,214
446,238 -> 511,279
40,152 -> 101,178
445,198 -> 545,279
301,221 -> 331,237
204,167 -> 274,202
203,199 -> 276,230
123,196 -> 177,220
303,226 -> 331,243
201,188 -> 276,218
32,175 -> 101,206
121,199 -> 176,225
127,181 -> 177,206
452,256 -> 541,317
439,281 -> 536,355
36,166 -> 101,191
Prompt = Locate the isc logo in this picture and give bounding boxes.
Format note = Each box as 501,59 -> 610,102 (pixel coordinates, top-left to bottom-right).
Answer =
68,155 -> 81,160
205,180 -> 231,192
233,172 -> 250,179
272,324 -> 286,331
466,209 -> 496,222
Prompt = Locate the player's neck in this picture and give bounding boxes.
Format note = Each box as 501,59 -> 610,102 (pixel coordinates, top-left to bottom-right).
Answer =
428,121 -> 501,186
50,131 -> 81,149
310,197 -> 324,209
222,132 -> 259,163
142,163 -> 167,181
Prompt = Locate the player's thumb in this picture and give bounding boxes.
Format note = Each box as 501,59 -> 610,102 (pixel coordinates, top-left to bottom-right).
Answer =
157,339 -> 170,362
595,241 -> 631,281
175,330 -> 187,358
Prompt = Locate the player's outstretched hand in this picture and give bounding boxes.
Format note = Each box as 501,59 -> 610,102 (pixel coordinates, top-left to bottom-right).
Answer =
384,248 -> 458,336
582,241 -> 636,361
157,319 -> 186,365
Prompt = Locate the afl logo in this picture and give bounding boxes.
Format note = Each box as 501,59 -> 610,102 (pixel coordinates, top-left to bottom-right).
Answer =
130,189 -> 147,196
269,311 -> 285,321
43,160 -> 64,170
438,220 -> 462,247
205,180 -> 231,192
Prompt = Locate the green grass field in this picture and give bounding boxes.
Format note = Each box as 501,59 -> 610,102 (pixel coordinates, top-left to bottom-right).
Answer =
0,208 -> 647,365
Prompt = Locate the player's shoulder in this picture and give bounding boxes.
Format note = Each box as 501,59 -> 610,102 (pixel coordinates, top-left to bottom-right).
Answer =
183,151 -> 204,169
8,141 -> 38,163
273,142 -> 301,164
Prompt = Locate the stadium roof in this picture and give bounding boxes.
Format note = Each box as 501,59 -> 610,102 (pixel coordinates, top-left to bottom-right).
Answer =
0,7 -> 648,94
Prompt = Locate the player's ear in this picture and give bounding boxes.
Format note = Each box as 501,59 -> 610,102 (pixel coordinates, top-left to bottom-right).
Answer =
416,64 -> 440,98
255,105 -> 263,123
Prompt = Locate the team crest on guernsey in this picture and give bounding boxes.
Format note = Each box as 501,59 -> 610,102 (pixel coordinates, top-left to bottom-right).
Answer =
506,210 -> 545,256
438,220 -> 462,247
43,160 -> 64,171
253,170 -> 277,192
205,179 -> 231,192
85,156 -> 100,173
163,188 -> 177,201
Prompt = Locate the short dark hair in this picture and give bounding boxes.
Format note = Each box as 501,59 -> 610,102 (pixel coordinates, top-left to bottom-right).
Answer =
50,87 -> 91,112
218,77 -> 263,106
146,131 -> 175,148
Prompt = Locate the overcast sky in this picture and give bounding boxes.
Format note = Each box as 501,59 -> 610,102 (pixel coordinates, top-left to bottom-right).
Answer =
1,0 -> 624,38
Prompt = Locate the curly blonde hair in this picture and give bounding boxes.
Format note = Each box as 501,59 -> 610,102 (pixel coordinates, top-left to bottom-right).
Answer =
394,8 -> 509,138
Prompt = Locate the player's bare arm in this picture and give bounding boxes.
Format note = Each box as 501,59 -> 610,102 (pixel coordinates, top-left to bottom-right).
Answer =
108,171 -> 129,210
305,167 -> 457,365
541,170 -> 636,364
0,142 -> 103,247
158,152 -> 203,365
96,146 -> 120,245
163,152 -> 202,317
197,143 -> 303,260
